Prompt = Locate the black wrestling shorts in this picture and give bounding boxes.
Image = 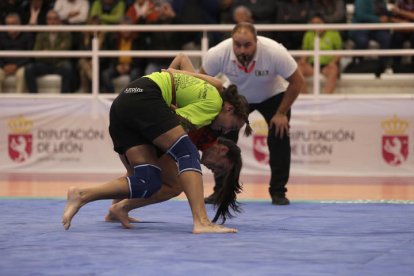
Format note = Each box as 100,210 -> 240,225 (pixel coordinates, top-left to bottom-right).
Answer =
109,77 -> 179,154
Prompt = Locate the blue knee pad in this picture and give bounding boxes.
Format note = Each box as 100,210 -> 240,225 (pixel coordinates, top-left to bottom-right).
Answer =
127,164 -> 162,198
167,135 -> 202,174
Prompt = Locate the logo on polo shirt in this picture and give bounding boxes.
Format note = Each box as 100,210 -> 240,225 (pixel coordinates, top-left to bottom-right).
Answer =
124,87 -> 143,93
254,70 -> 269,77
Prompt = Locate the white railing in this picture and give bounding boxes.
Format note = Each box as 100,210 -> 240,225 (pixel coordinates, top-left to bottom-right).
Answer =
0,23 -> 414,99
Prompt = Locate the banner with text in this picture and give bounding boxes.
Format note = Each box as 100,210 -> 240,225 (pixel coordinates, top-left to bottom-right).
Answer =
239,98 -> 414,176
0,97 -> 123,173
1,97 -> 413,176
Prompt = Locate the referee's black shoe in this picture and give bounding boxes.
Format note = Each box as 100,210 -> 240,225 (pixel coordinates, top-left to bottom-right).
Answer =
271,195 -> 290,205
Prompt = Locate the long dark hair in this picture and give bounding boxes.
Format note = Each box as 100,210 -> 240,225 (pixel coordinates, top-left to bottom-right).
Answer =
211,137 -> 243,224
221,84 -> 253,136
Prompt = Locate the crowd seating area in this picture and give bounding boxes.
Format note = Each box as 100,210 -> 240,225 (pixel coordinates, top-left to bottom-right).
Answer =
0,0 -> 413,95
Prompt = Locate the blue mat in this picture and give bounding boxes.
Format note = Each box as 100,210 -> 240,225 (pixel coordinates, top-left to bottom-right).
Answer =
0,199 -> 413,276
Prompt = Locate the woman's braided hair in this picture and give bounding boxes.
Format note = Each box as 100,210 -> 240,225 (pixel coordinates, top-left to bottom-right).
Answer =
221,84 -> 252,137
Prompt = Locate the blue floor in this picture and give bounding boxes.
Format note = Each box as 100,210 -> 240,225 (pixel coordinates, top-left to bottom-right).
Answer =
0,199 -> 413,276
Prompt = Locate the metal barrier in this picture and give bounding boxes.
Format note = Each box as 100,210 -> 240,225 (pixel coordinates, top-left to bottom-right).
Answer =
0,23 -> 413,99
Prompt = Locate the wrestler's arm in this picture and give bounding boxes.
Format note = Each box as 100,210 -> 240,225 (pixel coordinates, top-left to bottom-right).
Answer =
169,68 -> 223,92
167,53 -> 223,91
168,53 -> 196,72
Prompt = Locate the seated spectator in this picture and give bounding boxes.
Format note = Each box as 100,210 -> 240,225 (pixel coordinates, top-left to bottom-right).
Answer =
349,0 -> 392,77
232,5 -> 254,24
54,0 -> 90,92
144,2 -> 181,75
89,0 -> 125,24
77,15 -> 106,93
0,0 -> 22,25
233,0 -> 277,38
171,0 -> 222,47
21,0 -> 52,25
125,0 -> 159,24
298,14 -> 343,94
54,0 -> 90,25
309,0 -> 347,40
219,0 -> 234,24
219,4 -> 253,40
275,0 -> 310,50
390,0 -> 414,71
0,13 -> 34,93
25,10 -> 73,93
200,0 -> 222,46
100,16 -> 147,93
234,0 -> 276,24
309,0 -> 347,24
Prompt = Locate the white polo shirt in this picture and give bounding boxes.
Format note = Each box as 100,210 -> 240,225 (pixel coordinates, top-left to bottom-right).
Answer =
202,36 -> 297,103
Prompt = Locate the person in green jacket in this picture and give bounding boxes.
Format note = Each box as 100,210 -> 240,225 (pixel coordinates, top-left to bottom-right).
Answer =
298,14 -> 343,94
89,0 -> 125,25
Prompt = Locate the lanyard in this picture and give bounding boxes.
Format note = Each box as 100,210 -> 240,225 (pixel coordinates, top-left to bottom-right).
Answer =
234,60 -> 256,73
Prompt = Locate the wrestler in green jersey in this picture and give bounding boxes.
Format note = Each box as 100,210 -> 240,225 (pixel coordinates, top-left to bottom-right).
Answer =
146,72 -> 223,128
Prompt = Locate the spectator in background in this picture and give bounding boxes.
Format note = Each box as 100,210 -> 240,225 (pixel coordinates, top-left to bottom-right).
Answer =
171,0 -> 220,48
21,0 -> 53,25
199,0 -> 222,46
77,15 -> 106,93
167,0 -> 221,68
54,0 -> 91,92
390,0 -> 414,71
25,10 -> 73,93
144,2 -> 181,75
309,0 -> 347,24
234,0 -> 276,24
298,14 -> 343,94
232,5 -> 253,24
275,0 -> 310,50
100,16 -> 147,93
219,0 -> 234,24
125,0 -> 159,24
54,0 -> 90,25
309,0 -> 348,41
349,0 -> 392,77
233,0 -> 277,39
0,13 -> 34,93
0,0 -> 22,25
221,5 -> 254,40
89,0 -> 125,24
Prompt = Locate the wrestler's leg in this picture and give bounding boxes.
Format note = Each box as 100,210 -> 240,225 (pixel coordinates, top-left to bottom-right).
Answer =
62,176 -> 129,230
106,154 -> 183,224
104,154 -> 141,223
105,199 -> 142,223
62,145 -> 157,230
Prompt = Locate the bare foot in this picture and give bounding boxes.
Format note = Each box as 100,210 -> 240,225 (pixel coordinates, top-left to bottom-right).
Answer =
193,222 -> 238,234
104,213 -> 140,223
62,186 -> 83,230
108,204 -> 133,229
